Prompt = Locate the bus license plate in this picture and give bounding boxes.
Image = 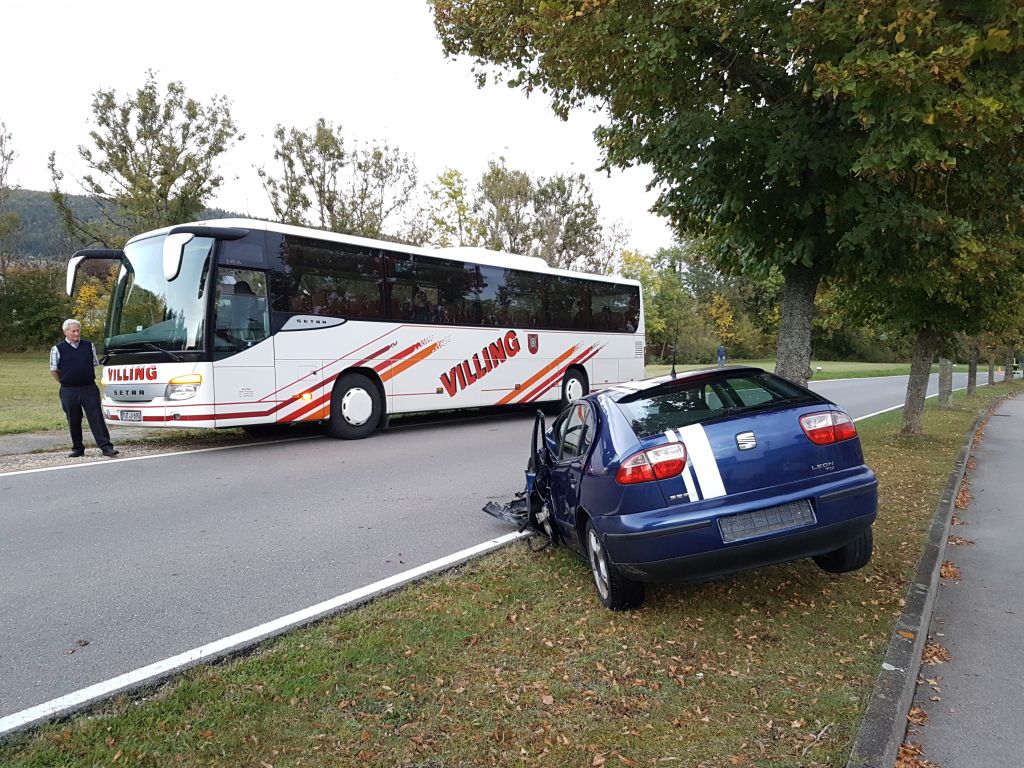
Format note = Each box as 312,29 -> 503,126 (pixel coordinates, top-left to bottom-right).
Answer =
119,410 -> 143,422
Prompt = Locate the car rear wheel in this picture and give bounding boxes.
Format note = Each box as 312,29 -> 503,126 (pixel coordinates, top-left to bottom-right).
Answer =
585,521 -> 644,610
325,372 -> 382,440
813,527 -> 873,573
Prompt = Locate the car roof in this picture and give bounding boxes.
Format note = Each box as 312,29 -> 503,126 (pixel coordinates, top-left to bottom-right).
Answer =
597,366 -> 772,404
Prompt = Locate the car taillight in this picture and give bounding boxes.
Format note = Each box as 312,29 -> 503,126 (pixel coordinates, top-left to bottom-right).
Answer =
615,442 -> 687,485
800,410 -> 858,445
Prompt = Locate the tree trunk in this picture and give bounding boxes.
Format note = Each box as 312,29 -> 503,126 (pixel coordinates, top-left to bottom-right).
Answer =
938,357 -> 954,407
773,263 -> 820,387
900,328 -> 939,436
1005,353 -> 1014,381
988,356 -> 995,386
967,343 -> 978,395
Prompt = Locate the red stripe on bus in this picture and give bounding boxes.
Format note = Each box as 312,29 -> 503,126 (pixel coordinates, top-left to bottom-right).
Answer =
521,346 -> 602,404
495,345 -> 579,405
353,343 -> 396,369
516,346 -> 596,404
380,342 -> 440,383
373,341 -> 423,372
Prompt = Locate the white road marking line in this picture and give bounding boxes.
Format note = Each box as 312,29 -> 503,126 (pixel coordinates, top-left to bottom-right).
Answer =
853,386 -> 967,422
0,530 -> 528,737
0,435 -> 323,478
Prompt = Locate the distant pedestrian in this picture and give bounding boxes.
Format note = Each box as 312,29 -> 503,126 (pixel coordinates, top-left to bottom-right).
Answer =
49,319 -> 118,458
717,344 -> 726,367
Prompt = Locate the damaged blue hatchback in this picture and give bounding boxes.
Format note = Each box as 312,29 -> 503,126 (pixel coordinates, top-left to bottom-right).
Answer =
495,367 -> 877,610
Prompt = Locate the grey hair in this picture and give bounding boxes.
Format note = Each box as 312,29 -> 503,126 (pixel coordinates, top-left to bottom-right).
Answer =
62,319 -> 82,333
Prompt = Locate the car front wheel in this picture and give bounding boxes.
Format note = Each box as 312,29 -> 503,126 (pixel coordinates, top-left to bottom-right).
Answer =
585,521 -> 644,610
813,527 -> 873,573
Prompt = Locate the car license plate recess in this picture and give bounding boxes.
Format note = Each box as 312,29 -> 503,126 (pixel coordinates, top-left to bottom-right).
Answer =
119,410 -> 143,422
718,500 -> 816,543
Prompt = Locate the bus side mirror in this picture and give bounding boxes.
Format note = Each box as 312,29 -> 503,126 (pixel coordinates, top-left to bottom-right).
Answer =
163,232 -> 194,282
67,248 -> 127,296
66,254 -> 85,296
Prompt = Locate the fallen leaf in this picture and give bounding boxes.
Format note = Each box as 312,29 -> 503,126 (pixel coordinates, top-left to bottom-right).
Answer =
907,706 -> 928,725
923,642 -> 951,665
898,630 -> 915,640
940,561 -> 961,579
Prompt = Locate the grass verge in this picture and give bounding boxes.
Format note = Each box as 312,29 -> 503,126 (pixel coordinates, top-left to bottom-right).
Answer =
2,381 -> 1019,767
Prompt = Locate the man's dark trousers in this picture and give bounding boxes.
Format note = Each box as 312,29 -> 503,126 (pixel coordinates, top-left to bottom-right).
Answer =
60,384 -> 113,453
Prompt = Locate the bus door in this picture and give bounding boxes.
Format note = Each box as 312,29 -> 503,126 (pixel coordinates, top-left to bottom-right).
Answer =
212,268 -> 277,426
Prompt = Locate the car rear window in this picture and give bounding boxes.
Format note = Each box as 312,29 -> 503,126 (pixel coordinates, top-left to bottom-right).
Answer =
615,372 -> 820,437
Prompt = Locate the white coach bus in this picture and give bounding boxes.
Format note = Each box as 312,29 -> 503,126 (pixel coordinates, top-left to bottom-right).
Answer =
66,219 -> 644,439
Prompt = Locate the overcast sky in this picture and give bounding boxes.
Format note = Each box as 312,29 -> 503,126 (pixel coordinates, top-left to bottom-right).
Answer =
2,0 -> 675,254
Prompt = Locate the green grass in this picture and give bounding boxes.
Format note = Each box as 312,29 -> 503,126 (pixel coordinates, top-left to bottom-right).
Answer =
3,381 -> 1018,767
0,352 -> 67,434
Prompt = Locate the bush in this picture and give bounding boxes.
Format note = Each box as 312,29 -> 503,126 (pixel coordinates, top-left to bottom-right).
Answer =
0,266 -> 72,351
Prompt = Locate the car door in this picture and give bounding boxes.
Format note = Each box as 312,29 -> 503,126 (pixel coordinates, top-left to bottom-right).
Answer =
548,401 -> 597,537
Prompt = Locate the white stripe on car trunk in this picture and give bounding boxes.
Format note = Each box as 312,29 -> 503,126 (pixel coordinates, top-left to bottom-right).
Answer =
666,429 -> 699,501
677,423 -> 726,499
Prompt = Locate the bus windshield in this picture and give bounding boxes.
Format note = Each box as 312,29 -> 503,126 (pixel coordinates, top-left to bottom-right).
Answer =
106,235 -> 214,354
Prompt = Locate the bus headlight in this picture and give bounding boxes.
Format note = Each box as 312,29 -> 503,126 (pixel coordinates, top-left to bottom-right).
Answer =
166,374 -> 202,401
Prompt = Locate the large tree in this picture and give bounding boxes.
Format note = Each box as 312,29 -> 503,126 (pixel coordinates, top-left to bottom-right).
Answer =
0,122 -> 18,276
49,71 -> 241,248
259,119 -> 420,241
817,3 -> 1024,433
433,0 -> 1024,387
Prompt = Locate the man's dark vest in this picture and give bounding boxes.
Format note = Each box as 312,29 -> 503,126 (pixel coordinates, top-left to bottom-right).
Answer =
57,340 -> 96,386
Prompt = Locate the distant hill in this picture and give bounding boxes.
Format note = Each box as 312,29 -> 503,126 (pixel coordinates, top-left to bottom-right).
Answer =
4,189 -> 239,261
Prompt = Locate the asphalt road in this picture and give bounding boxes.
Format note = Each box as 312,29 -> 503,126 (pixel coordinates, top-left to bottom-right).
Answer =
0,372 -> 971,718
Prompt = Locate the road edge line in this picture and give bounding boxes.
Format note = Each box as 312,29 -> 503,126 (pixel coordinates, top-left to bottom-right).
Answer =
0,530 -> 528,739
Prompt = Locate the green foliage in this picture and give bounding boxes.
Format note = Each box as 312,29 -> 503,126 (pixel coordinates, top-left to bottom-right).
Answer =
432,0 -> 1024,389
259,119 -> 420,241
49,71 -> 241,248
0,121 -> 17,276
0,265 -> 71,351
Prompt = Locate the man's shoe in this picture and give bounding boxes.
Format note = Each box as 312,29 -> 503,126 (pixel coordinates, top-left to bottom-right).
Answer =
102,448 -> 120,458
68,450 -> 85,458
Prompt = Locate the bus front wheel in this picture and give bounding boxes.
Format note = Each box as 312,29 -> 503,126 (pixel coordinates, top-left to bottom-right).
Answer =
326,373 -> 383,439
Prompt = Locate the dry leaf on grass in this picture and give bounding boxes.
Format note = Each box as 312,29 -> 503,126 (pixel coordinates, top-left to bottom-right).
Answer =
923,642 -> 952,665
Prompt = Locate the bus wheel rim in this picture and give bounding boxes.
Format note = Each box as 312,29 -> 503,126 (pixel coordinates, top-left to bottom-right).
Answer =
341,387 -> 373,426
566,376 -> 584,401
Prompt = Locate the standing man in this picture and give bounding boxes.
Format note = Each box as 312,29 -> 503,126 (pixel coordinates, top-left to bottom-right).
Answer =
50,319 -> 118,458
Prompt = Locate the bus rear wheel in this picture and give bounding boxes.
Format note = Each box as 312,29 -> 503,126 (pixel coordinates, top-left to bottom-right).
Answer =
561,367 -> 589,407
326,373 -> 382,440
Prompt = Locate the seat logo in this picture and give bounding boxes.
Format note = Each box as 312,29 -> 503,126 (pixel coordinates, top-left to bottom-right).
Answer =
736,431 -> 757,450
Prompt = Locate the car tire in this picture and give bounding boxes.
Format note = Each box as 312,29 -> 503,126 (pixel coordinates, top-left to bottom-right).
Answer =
325,372 -> 382,440
585,520 -> 644,610
813,527 -> 873,573
561,367 -> 588,407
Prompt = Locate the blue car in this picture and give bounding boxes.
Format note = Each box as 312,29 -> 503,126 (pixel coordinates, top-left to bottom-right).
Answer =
519,367 -> 877,610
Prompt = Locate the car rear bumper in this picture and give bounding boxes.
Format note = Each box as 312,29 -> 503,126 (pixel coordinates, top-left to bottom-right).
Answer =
597,468 -> 878,583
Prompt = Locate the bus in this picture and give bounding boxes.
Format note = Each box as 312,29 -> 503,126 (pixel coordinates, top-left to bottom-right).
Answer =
66,219 -> 645,439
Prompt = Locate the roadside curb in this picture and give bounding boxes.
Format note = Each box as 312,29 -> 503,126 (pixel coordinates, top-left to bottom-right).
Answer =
845,396 -> 1006,768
